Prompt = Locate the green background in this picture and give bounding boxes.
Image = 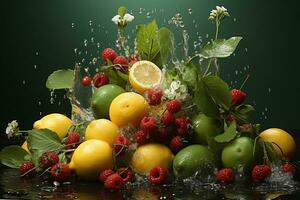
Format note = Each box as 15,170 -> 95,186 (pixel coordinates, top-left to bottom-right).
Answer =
1,0 -> 300,132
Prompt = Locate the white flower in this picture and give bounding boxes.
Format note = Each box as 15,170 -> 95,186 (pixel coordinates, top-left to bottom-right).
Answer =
164,80 -> 189,101
5,120 -> 19,139
123,13 -> 134,22
112,15 -> 121,25
209,5 -> 229,21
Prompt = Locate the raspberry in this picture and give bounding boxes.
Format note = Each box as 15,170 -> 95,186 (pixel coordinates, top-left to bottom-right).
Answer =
252,165 -> 272,181
99,169 -> 115,183
117,167 -> 133,183
282,163 -> 296,175
174,117 -> 189,136
216,168 -> 235,184
149,166 -> 168,185
102,48 -> 117,62
226,115 -> 238,122
146,88 -> 163,105
134,130 -> 149,145
113,56 -> 128,65
104,173 -> 124,190
140,116 -> 158,134
81,76 -> 91,86
19,161 -> 35,176
169,136 -> 184,153
39,151 -> 59,168
50,163 -> 71,182
166,100 -> 181,113
239,124 -> 252,132
114,135 -> 130,156
154,127 -> 170,142
161,111 -> 175,126
64,132 -> 81,149
92,73 -> 109,88
231,89 -> 246,106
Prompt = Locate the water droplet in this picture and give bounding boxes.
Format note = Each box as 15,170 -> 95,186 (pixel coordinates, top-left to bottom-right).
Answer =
206,34 -> 209,38
268,88 -> 272,93
265,107 -> 268,112
97,42 -> 100,48
22,80 -> 26,85
71,23 -> 75,28
233,18 -> 237,22
139,8 -> 143,14
34,65 -> 37,69
235,70 -> 239,75
146,12 -> 151,18
39,112 -> 42,116
245,47 -> 248,52
74,48 -> 78,54
38,101 -> 42,106
89,20 -> 92,26
83,39 -> 88,47
188,8 -> 192,14
90,37 -> 94,43
35,52 -> 39,56
50,98 -> 54,104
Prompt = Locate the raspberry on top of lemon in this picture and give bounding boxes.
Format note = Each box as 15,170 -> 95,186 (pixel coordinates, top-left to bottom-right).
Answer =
129,60 -> 162,94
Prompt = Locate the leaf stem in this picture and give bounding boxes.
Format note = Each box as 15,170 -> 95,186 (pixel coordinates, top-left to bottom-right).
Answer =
239,74 -> 250,90
215,20 -> 220,40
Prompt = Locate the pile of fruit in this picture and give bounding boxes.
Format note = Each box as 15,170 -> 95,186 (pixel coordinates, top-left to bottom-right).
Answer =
0,5 -> 297,192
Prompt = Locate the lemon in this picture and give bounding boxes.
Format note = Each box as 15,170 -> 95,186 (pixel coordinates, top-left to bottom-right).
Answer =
131,143 -> 174,175
109,92 -> 150,127
69,139 -> 113,180
259,128 -> 296,160
85,119 -> 119,145
21,141 -> 30,154
129,60 -> 162,94
33,113 -> 72,138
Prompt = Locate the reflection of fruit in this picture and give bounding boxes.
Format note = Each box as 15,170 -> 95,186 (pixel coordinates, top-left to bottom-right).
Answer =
109,92 -> 150,127
129,60 -> 162,93
21,141 -> 30,154
85,119 -> 119,146
69,139 -> 113,180
91,84 -> 125,119
131,143 -> 174,175
221,137 -> 255,171
259,128 -> 296,159
192,114 -> 223,144
173,145 -> 215,179
33,113 -> 72,139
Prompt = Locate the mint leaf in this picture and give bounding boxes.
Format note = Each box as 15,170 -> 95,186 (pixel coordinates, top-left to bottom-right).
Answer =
136,20 -> 160,61
200,37 -> 242,59
158,27 -> 174,65
46,69 -> 74,90
0,145 -> 30,168
108,69 -> 126,87
202,76 -> 231,110
182,63 -> 199,91
118,6 -> 127,17
214,122 -> 237,143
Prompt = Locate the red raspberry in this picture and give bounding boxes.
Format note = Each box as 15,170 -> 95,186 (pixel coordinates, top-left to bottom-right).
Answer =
146,88 -> 163,105
50,163 -> 71,182
104,173 -> 124,190
99,169 -> 115,183
239,124 -> 252,132
282,163 -> 296,175
169,136 -> 184,153
226,115 -> 238,122
161,111 -> 175,126
92,73 -> 109,88
149,166 -> 168,185
102,48 -> 117,62
216,168 -> 235,184
231,89 -> 246,106
174,117 -> 189,136
64,132 -> 81,149
81,76 -> 91,86
113,56 -> 127,65
134,130 -> 149,145
154,127 -> 170,142
252,165 -> 272,181
39,151 -> 59,168
19,161 -> 35,176
128,54 -> 141,66
114,135 -> 130,156
166,100 -> 181,113
117,167 -> 133,183
140,116 -> 158,134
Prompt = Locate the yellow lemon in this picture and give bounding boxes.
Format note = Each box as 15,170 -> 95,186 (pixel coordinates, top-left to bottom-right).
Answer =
131,143 -> 174,175
259,128 -> 296,160
33,113 -> 72,138
109,92 -> 150,127
21,141 -> 30,154
85,119 -> 119,145
69,139 -> 113,180
129,60 -> 162,94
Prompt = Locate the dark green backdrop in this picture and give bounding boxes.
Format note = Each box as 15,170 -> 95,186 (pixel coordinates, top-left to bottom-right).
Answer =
1,0 -> 300,132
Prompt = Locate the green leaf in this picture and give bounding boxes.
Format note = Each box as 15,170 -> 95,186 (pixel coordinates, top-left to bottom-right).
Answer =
182,63 -> 199,91
118,6 -> 127,17
200,37 -> 242,59
214,122 -> 237,143
46,69 -> 74,90
136,20 -> 160,61
0,145 -> 30,168
235,104 -> 255,115
59,153 -> 68,164
116,70 -> 129,81
157,27 -> 174,65
202,75 -> 231,110
108,69 -> 126,87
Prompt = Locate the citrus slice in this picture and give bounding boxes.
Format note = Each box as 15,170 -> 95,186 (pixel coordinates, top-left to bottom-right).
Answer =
129,60 -> 162,93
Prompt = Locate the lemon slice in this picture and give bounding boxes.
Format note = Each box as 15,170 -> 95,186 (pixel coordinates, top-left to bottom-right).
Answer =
129,60 -> 162,93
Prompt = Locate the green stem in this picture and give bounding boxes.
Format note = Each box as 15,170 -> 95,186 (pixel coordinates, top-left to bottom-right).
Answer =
203,59 -> 213,76
215,20 -> 220,40
186,54 -> 200,64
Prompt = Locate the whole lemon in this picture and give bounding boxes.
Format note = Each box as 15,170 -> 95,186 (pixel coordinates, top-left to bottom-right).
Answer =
131,143 -> 174,175
109,92 -> 150,127
69,139 -> 113,180
33,113 -> 72,138
85,119 -> 119,145
259,128 -> 296,160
